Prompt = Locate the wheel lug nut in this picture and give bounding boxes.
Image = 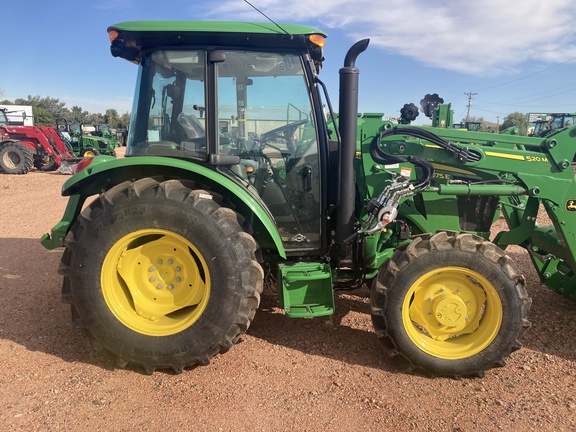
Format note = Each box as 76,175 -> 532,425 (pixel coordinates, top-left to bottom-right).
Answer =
149,266 -> 156,272
149,276 -> 156,282
175,266 -> 181,272
168,284 -> 174,290
157,284 -> 164,289
168,259 -> 173,264
175,277 -> 182,282
157,259 -> 163,264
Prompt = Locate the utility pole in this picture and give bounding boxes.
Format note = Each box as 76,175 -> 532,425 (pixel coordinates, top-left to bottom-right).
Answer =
465,91 -> 477,122
496,116 -> 500,134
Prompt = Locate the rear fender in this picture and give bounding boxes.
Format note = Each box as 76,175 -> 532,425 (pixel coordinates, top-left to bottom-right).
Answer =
41,156 -> 286,258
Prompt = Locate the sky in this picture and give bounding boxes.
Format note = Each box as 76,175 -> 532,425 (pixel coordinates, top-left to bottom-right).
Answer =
2,0 -> 576,125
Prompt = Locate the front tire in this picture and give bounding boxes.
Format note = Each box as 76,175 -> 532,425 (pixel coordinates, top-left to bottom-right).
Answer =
0,142 -> 34,174
34,156 -> 59,171
371,231 -> 531,378
59,177 -> 263,373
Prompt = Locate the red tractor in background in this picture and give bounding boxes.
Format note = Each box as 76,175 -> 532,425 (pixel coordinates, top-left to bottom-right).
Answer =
0,108 -> 77,174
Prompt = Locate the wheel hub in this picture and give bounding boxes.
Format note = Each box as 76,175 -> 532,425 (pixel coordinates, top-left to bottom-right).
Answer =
110,233 -> 208,328
433,293 -> 467,329
3,151 -> 20,169
408,270 -> 487,342
150,258 -> 182,290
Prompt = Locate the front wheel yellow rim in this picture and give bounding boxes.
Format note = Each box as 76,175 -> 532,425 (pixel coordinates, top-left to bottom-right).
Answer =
403,266 -> 502,360
101,229 -> 210,336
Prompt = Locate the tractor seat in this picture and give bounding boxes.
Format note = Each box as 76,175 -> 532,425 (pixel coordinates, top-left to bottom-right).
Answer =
177,112 -> 205,139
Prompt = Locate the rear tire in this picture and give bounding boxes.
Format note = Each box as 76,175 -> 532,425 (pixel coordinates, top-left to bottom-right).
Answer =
59,177 -> 263,373
0,141 -> 34,174
371,231 -> 531,378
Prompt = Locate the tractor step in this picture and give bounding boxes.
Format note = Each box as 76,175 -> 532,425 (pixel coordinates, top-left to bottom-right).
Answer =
278,262 -> 334,318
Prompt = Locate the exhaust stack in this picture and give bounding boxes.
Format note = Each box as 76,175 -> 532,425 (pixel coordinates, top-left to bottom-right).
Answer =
335,39 -> 370,244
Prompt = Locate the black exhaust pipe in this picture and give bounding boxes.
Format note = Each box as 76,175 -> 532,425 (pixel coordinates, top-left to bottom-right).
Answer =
335,39 -> 370,244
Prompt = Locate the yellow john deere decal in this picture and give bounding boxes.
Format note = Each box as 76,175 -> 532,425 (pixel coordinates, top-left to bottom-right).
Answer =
485,151 -> 525,161
566,200 -> 576,212
431,163 -> 476,176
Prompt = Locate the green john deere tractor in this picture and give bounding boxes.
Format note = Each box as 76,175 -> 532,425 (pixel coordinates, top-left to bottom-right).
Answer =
58,121 -> 120,157
42,21 -> 576,377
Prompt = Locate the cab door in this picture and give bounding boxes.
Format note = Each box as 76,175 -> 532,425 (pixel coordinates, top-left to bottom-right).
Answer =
215,50 -> 323,251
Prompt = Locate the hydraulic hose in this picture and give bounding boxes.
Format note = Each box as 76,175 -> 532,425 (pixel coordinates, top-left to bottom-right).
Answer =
369,133 -> 434,192
376,126 -> 482,163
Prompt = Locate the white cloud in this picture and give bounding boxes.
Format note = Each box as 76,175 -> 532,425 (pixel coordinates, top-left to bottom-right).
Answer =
201,0 -> 576,76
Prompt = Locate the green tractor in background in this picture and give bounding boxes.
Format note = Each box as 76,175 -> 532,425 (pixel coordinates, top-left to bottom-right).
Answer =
58,120 -> 120,157
43,21 -> 576,377
528,113 -> 576,138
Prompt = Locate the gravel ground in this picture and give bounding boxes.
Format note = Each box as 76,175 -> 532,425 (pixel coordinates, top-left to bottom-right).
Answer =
1,164 -> 575,431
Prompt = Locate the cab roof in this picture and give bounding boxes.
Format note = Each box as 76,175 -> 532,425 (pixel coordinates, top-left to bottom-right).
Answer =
108,21 -> 327,62
108,21 -> 326,37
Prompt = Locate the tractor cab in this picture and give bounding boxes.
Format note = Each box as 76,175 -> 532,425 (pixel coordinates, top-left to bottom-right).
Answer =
0,109 -> 8,124
531,113 -> 576,137
110,22 -> 329,251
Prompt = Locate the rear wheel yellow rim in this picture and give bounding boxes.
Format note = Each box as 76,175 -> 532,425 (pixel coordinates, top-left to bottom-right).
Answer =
402,266 -> 502,359
101,229 -> 210,336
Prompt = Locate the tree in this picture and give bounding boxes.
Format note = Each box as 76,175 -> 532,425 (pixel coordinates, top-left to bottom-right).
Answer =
482,124 -> 498,134
119,112 -> 131,129
70,106 -> 89,124
500,112 -> 528,135
14,95 -> 69,120
464,115 -> 484,123
459,115 -> 496,133
89,112 -> 104,125
104,108 -> 120,128
3,92 -> 130,129
34,106 -> 55,126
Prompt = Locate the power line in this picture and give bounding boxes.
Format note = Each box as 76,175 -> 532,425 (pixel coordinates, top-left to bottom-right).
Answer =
475,56 -> 576,93
469,106 -> 507,115
475,85 -> 576,107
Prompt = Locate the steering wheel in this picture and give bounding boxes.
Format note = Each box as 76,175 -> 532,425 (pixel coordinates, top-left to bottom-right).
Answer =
258,119 -> 309,153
